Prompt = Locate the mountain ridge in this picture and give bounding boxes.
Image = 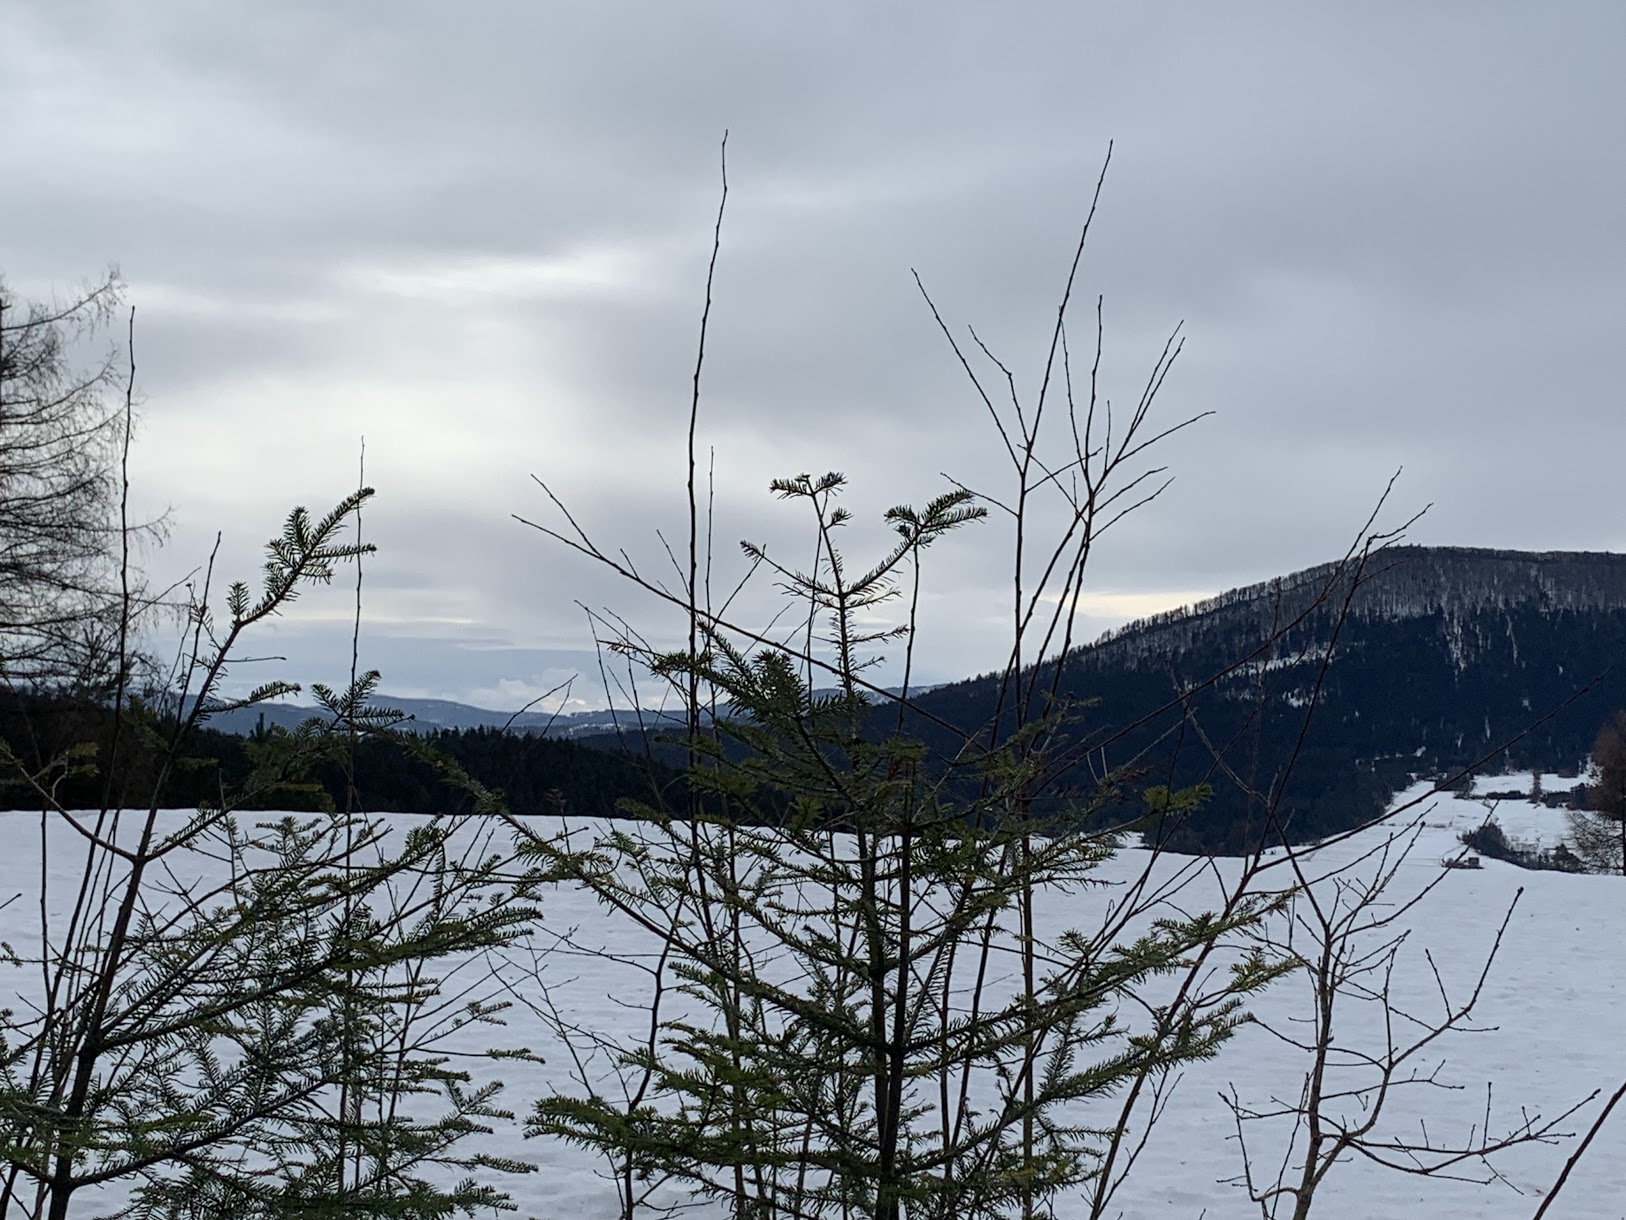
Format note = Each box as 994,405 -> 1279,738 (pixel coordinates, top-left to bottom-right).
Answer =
904,545 -> 1626,851
1083,546 -> 1626,668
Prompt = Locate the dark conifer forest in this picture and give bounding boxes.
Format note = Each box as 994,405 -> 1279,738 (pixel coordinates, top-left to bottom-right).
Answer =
901,546 -> 1626,851
0,694 -> 675,820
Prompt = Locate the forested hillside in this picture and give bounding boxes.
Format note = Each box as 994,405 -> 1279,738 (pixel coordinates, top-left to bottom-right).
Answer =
906,547 -> 1626,851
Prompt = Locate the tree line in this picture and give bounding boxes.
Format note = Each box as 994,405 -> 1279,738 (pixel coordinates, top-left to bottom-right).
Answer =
0,688 -> 677,821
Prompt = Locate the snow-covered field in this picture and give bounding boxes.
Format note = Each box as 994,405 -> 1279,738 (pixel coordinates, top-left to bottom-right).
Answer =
2,776 -> 1620,1219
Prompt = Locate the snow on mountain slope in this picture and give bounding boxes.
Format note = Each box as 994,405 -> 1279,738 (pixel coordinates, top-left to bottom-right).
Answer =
2,782 -> 1620,1218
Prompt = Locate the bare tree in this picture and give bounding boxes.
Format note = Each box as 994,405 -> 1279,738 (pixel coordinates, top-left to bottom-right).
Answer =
1567,710 -> 1625,874
509,146 -> 1324,1220
1221,824 -> 1588,1218
0,270 -> 157,691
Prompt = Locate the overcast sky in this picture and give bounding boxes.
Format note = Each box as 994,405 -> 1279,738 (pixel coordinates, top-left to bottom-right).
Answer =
3,2 -> 1622,711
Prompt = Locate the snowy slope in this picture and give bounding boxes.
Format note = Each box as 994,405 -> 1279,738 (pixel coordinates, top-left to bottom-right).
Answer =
2,781 -> 1620,1219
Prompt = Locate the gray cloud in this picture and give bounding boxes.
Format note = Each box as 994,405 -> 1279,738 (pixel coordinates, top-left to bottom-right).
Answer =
5,1 -> 1621,706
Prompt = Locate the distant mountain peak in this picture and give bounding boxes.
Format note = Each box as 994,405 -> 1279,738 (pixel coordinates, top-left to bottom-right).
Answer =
1087,546 -> 1626,664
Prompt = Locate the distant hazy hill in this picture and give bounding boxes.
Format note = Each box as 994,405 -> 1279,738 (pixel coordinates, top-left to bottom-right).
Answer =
199,696 -> 687,739
907,547 -> 1626,852
204,688 -> 936,739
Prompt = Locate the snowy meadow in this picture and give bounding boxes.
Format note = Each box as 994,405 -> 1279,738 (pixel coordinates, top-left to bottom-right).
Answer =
3,773 -> 1619,1219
